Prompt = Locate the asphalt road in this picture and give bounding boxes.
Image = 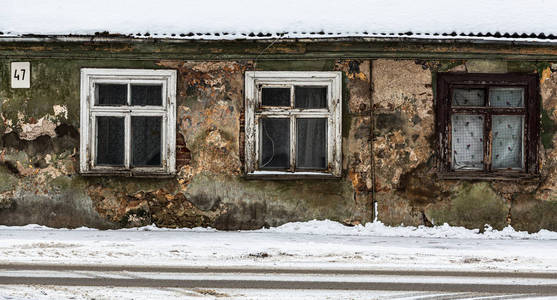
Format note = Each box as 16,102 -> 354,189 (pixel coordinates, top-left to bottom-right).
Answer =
0,264 -> 556,296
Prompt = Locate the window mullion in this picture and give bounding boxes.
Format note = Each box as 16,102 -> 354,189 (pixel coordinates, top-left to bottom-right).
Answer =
124,113 -> 131,169
127,82 -> 131,106
290,85 -> 295,108
484,113 -> 492,172
290,115 -> 296,173
289,85 -> 296,172
485,86 -> 490,107
90,113 -> 96,169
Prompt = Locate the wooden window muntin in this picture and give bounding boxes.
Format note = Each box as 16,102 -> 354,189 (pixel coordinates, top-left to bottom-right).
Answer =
245,71 -> 342,178
437,73 -> 539,179
80,69 -> 177,177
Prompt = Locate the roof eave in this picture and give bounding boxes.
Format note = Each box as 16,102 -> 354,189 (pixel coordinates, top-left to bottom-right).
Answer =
1,35 -> 557,46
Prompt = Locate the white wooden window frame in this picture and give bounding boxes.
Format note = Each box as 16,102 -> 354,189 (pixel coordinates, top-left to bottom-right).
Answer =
245,71 -> 342,178
80,68 -> 177,177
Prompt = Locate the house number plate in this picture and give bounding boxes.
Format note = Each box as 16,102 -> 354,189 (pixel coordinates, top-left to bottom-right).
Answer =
11,62 -> 30,88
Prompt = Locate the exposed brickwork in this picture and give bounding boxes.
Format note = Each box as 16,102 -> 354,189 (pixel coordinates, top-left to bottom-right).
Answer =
175,132 -> 191,169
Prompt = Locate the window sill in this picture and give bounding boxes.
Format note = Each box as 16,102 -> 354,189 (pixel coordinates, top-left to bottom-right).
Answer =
244,171 -> 340,180
80,170 -> 175,178
438,171 -> 540,182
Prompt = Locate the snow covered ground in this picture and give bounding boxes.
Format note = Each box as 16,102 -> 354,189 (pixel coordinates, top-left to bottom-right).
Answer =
6,285 -> 547,300
3,220 -> 557,299
1,220 -> 557,272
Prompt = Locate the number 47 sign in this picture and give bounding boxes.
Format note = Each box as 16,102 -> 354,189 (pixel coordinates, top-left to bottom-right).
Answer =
11,62 -> 30,88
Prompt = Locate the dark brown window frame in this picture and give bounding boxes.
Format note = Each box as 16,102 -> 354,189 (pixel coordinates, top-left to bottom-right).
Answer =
436,73 -> 539,180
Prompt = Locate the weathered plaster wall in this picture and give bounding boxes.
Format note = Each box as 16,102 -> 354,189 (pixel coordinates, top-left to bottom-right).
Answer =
4,39 -> 557,232
0,57 -> 373,229
372,59 -> 557,232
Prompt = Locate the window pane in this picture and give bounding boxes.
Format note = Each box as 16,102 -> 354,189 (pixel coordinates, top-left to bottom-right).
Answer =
452,89 -> 485,106
261,88 -> 290,107
489,88 -> 524,107
96,116 -> 125,166
297,118 -> 327,169
95,84 -> 127,106
451,114 -> 484,170
492,115 -> 524,169
131,84 -> 163,106
132,116 -> 162,167
295,87 -> 327,109
260,118 -> 290,169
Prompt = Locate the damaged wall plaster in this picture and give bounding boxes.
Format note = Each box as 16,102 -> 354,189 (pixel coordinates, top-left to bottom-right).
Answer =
0,58 -> 373,229
2,42 -> 557,232
372,59 -> 557,232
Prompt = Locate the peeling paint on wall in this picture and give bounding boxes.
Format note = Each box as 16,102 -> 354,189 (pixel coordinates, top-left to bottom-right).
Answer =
2,40 -> 557,232
0,58 -> 373,229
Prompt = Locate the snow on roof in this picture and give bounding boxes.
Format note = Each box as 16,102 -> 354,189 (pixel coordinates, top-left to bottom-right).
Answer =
2,0 -> 557,43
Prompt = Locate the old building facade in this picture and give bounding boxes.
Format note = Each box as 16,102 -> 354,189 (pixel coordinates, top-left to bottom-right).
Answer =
1,36 -> 557,232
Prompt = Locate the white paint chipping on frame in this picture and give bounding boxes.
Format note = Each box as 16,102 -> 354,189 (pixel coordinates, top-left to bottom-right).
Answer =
79,68 -> 177,176
244,71 -> 342,178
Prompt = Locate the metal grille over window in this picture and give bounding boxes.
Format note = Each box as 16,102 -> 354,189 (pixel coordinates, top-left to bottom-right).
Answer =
451,114 -> 484,170
492,115 -> 524,169
489,88 -> 524,107
452,89 -> 485,106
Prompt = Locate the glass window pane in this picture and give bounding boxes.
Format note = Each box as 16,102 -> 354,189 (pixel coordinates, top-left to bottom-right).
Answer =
131,84 -> 163,106
132,116 -> 162,167
260,118 -> 290,169
295,87 -> 327,109
96,116 -> 125,166
451,114 -> 484,170
95,84 -> 127,106
492,115 -> 524,169
297,118 -> 327,169
489,88 -> 524,107
261,88 -> 290,107
452,89 -> 485,106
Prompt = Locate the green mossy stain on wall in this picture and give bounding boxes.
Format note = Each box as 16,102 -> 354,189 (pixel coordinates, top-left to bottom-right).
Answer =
0,59 -> 165,131
436,60 -> 466,72
0,165 -> 18,193
254,60 -> 336,71
86,175 -> 178,195
426,182 -> 508,230
185,172 -> 356,229
511,193 -> 557,232
541,108 -> 556,149
465,60 -> 508,73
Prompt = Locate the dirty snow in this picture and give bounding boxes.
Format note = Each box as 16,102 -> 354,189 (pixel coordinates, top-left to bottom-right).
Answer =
2,0 -> 557,41
4,285 -> 537,300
